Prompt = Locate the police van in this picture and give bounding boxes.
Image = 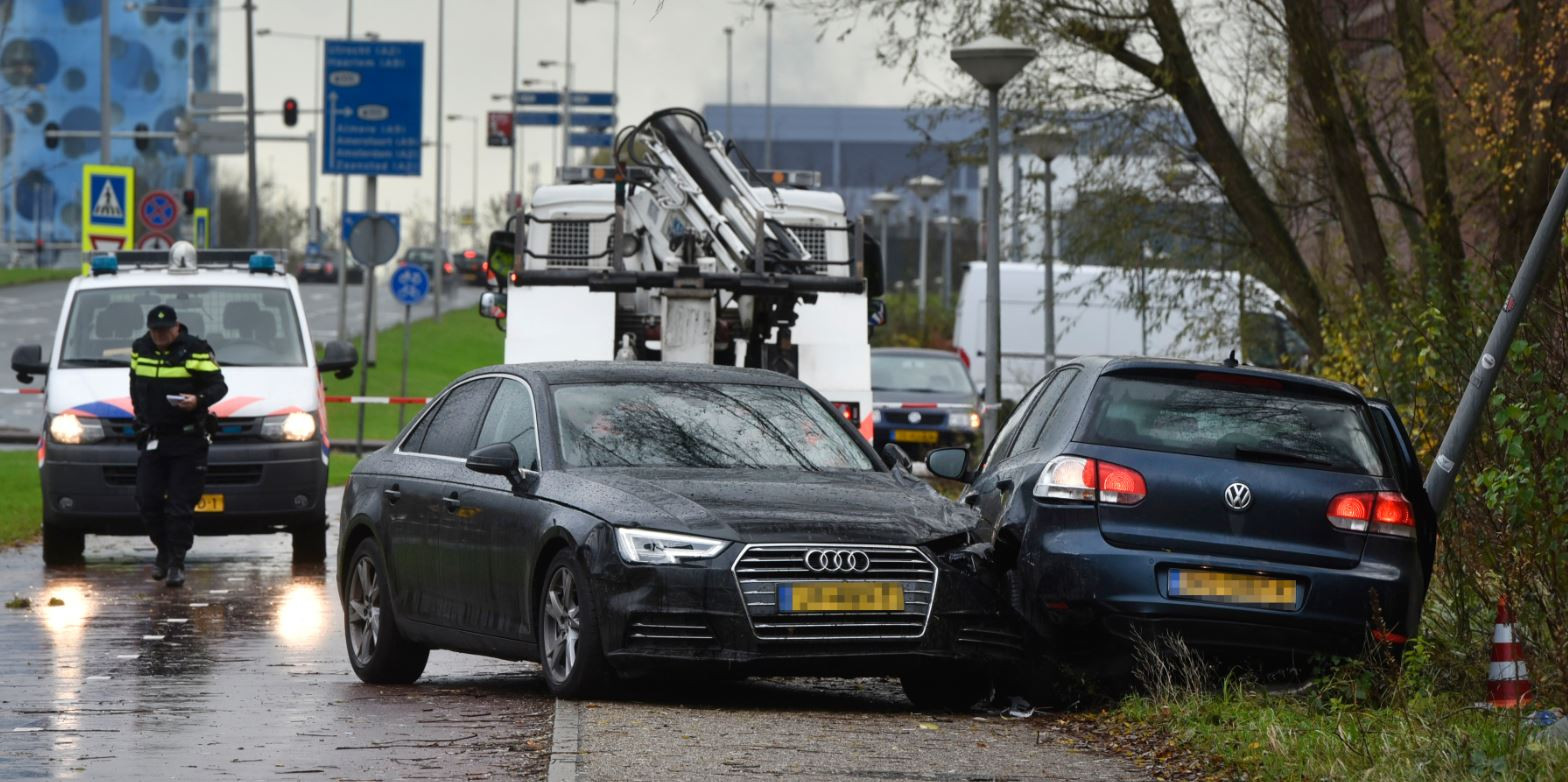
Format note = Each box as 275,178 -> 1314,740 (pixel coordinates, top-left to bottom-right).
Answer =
10,248 -> 359,564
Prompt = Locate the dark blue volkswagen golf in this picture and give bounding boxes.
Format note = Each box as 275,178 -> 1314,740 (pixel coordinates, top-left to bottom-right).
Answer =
924,357 -> 1436,671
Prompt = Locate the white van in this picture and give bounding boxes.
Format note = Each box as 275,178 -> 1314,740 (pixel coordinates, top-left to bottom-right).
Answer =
10,249 -> 359,564
953,261 -> 1308,401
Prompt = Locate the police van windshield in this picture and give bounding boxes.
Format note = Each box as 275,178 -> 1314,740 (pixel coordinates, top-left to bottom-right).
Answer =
59,286 -> 307,368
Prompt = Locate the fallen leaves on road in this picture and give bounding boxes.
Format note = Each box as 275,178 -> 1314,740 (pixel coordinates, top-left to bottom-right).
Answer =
1048,709 -> 1231,782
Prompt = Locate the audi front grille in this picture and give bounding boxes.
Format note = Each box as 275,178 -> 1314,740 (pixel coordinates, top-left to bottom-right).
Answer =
731,544 -> 938,641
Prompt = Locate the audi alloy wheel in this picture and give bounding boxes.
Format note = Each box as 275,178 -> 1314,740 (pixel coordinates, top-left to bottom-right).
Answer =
343,537 -> 428,684
537,549 -> 612,698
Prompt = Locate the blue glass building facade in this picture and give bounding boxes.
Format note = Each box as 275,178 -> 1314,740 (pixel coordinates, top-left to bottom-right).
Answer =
1,0 -> 218,259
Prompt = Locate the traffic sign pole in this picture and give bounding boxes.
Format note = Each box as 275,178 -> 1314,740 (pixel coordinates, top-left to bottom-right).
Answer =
399,302 -> 412,428
388,261 -> 430,428
356,176 -> 378,457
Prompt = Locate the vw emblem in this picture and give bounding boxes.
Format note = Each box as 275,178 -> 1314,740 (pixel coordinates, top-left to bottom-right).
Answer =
1224,482 -> 1253,512
803,549 -> 872,573
908,411 -> 922,424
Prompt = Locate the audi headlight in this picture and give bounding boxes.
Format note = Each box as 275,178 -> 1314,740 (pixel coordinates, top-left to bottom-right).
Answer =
261,411 -> 317,442
615,528 -> 728,565
49,413 -> 105,445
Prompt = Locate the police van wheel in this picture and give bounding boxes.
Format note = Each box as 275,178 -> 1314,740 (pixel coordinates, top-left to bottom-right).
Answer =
41,523 -> 85,566
292,523 -> 328,563
344,537 -> 428,684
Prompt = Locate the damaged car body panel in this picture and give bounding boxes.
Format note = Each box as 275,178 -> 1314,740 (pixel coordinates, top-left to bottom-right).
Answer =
338,362 -> 1018,701
939,356 -> 1432,666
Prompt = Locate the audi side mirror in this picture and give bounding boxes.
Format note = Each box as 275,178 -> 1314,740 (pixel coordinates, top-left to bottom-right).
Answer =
465,442 -> 539,496
317,340 -> 358,379
881,442 -> 912,472
925,447 -> 971,483
11,344 -> 46,384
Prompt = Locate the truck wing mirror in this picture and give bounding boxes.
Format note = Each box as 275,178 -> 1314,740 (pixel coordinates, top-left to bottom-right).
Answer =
11,344 -> 47,383
479,290 -> 507,320
487,230 -> 516,282
317,340 -> 358,379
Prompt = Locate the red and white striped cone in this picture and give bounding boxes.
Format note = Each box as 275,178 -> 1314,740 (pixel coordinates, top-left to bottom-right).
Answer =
1488,594 -> 1534,709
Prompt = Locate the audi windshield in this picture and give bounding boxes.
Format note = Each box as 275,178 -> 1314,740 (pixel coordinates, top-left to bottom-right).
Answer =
552,382 -> 874,471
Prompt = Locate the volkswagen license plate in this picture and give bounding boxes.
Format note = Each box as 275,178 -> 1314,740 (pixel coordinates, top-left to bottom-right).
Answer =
194,494 -> 224,513
892,429 -> 939,444
779,582 -> 904,612
1168,569 -> 1296,607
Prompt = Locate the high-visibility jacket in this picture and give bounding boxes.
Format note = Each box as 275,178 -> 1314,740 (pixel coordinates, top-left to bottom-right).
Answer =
129,327 -> 228,435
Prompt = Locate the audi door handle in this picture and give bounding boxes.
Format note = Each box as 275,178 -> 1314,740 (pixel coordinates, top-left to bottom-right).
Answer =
384,485 -> 401,502
442,492 -> 461,511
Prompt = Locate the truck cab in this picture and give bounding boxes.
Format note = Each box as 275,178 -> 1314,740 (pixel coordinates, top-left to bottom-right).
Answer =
11,249 -> 359,564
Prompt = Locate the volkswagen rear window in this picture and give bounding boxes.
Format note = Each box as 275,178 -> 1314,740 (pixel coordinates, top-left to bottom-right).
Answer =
1078,376 -> 1385,475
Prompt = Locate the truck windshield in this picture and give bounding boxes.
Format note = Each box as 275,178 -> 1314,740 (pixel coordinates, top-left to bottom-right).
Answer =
872,354 -> 975,395
553,382 -> 874,471
59,286 -> 307,368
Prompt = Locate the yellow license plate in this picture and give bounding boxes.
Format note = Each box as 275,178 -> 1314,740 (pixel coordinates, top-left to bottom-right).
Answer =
780,582 -> 905,612
1169,569 -> 1295,606
194,494 -> 224,513
892,429 -> 939,444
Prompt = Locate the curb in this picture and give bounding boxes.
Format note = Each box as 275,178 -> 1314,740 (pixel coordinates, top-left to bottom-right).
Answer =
547,698 -> 581,782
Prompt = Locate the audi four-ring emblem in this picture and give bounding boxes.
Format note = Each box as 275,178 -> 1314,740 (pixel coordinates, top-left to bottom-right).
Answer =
803,549 -> 872,573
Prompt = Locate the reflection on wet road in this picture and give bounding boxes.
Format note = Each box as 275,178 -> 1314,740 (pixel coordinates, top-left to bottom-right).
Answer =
0,489 -> 552,781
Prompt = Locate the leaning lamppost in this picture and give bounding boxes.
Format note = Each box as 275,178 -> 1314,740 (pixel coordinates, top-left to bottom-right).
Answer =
907,174 -> 944,332
870,190 -> 903,283
1019,122 -> 1074,373
952,35 -> 1036,442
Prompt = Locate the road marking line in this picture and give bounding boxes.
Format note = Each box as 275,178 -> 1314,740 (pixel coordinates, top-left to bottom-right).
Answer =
85,675 -> 111,681
141,635 -> 165,641
547,699 -> 580,782
188,603 -> 209,608
208,590 -> 229,595
115,654 -> 139,660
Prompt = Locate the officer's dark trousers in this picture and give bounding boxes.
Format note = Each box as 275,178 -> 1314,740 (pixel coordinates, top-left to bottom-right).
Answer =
135,438 -> 208,563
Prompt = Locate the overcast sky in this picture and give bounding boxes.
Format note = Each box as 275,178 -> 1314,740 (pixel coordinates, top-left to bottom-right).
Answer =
216,0 -> 949,239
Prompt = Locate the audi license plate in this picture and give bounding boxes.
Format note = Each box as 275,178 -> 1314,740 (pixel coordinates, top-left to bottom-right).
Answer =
1168,569 -> 1296,607
892,429 -> 939,444
779,582 -> 904,612
194,494 -> 224,513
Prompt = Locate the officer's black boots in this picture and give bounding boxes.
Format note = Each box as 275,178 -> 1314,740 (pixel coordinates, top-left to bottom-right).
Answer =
151,548 -> 169,581
165,565 -> 185,588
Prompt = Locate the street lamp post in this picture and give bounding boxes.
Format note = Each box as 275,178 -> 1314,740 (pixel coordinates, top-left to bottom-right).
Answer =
446,114 -> 480,242
907,174 -> 944,332
936,214 -> 957,306
562,0 -> 574,172
509,0 -> 518,208
1019,122 -> 1074,373
952,35 -> 1036,442
100,0 -> 110,163
522,77 -> 559,185
764,1 -> 776,167
870,190 -> 902,284
724,26 -> 734,138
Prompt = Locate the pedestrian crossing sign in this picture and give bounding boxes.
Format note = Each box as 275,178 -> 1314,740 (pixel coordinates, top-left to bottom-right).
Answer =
80,164 -> 135,251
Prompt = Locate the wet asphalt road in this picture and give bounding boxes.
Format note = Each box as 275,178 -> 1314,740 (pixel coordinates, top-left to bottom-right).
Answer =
0,489 -> 553,781
0,278 -> 482,435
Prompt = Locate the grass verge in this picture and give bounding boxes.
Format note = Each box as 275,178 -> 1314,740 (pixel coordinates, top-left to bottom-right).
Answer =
0,451 -> 40,546
328,452 -> 359,486
322,308 -> 505,443
1104,639 -> 1568,780
0,268 -> 77,288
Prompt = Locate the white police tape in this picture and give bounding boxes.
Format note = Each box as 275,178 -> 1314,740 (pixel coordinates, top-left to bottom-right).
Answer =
323,395 -> 430,405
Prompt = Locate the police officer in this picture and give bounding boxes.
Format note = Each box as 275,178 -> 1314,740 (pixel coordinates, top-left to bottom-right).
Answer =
131,302 -> 227,588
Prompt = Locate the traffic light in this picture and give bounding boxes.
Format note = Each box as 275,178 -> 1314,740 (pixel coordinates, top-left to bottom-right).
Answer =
134,122 -> 150,152
283,98 -> 299,127
182,189 -> 196,211
43,122 -> 59,150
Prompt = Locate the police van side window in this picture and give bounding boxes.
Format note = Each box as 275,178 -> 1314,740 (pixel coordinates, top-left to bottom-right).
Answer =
417,378 -> 499,459
476,378 -> 540,470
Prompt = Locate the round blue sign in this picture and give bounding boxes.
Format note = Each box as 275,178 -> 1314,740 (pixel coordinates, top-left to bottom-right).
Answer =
390,263 -> 430,306
139,190 -> 180,231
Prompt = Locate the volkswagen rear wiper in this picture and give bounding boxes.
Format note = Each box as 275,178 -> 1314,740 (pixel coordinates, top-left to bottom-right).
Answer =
1232,446 -> 1336,469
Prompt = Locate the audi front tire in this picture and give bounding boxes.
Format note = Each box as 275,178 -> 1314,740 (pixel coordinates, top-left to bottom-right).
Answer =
538,549 -> 612,699
344,538 -> 428,684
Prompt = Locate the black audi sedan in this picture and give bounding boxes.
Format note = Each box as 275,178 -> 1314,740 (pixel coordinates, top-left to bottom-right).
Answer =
924,357 -> 1435,674
870,348 -> 984,460
337,363 -> 1016,704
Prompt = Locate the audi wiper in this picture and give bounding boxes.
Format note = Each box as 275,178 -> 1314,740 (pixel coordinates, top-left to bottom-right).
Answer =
1232,446 -> 1336,469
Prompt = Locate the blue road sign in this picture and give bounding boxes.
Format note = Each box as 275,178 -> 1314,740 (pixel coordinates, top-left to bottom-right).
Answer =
87,172 -> 131,230
390,263 -> 429,306
516,90 -> 562,106
341,211 -> 401,244
569,112 -> 615,129
516,111 -> 562,127
139,190 -> 179,231
323,40 -> 424,176
569,92 -> 616,107
569,132 -> 614,148
306,241 -> 322,256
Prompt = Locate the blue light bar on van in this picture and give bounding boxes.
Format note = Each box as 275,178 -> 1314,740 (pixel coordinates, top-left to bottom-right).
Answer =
248,253 -> 276,274
90,256 -> 119,276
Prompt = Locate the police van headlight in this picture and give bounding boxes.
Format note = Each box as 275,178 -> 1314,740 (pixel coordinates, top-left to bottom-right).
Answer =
49,414 -> 105,445
261,411 -> 317,442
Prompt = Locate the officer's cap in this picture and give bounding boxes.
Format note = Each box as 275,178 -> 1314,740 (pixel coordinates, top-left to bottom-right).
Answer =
147,305 -> 178,330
